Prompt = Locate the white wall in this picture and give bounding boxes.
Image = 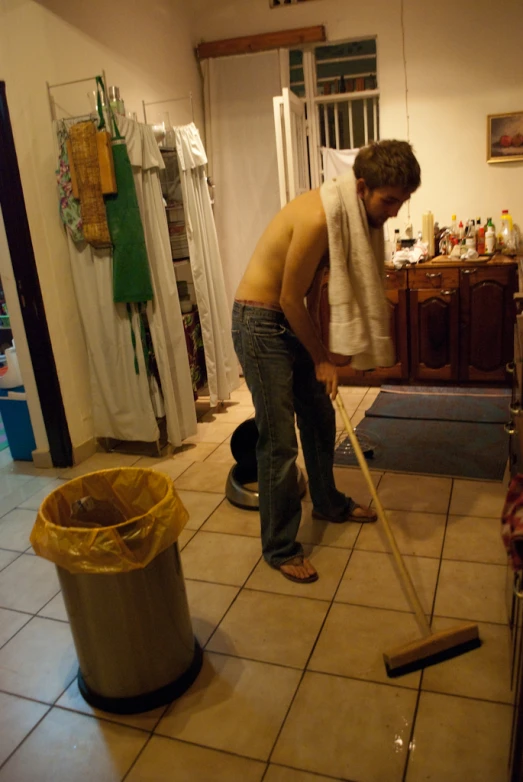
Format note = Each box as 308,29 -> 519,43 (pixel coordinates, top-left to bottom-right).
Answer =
190,0 -> 523,237
0,0 -> 202,455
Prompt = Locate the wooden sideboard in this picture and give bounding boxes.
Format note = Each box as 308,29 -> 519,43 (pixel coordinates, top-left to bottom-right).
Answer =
310,256 -> 518,386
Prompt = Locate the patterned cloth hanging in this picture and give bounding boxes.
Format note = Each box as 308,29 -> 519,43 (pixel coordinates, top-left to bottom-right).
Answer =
56,122 -> 84,243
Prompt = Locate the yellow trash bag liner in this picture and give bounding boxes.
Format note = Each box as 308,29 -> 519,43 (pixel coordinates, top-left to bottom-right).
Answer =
30,467 -> 188,575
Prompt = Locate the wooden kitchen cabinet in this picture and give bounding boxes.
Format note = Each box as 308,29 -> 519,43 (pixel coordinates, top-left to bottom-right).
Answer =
359,271 -> 409,382
408,267 -> 460,382
307,268 -> 408,384
459,264 -> 517,383
311,258 -> 517,386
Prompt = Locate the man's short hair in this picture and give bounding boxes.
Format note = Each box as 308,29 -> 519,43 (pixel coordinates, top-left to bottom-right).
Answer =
353,140 -> 421,192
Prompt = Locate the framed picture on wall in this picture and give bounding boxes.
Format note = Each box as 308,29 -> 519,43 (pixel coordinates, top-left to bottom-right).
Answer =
487,111 -> 523,163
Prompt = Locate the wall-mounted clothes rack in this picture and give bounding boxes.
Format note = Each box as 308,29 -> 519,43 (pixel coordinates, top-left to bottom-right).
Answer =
142,93 -> 194,125
46,71 -> 108,122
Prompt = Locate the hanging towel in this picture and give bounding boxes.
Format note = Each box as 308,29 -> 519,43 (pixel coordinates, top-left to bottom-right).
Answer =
96,77 -> 154,304
320,169 -> 394,370
321,147 -> 359,181
501,474 -> 523,571
56,123 -> 84,243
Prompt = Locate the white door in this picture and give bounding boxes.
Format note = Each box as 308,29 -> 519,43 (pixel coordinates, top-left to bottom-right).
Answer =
273,87 -> 310,207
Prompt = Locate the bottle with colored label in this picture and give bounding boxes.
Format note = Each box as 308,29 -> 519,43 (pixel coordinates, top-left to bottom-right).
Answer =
485,220 -> 496,254
476,226 -> 485,254
500,210 -> 515,253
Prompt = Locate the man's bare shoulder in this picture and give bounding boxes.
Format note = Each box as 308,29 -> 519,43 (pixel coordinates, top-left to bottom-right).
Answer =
285,188 -> 327,231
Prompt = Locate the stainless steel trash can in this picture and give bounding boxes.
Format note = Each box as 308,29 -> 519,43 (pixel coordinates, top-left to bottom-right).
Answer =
30,467 -> 203,715
58,543 -> 202,714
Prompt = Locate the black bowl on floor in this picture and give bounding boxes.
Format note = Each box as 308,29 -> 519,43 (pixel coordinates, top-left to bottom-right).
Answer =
226,418 -> 306,511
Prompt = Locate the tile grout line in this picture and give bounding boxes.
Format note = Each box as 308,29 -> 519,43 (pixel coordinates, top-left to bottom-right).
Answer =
202,553 -> 264,651
0,687 -> 54,708
261,470 -> 379,773
401,685 -> 423,782
0,611 -> 34,652
0,701 -> 51,773
401,476 -> 455,782
0,549 -> 24,574
151,734 -> 275,770
427,477 -> 454,622
52,701 -> 155,736
120,733 -> 155,782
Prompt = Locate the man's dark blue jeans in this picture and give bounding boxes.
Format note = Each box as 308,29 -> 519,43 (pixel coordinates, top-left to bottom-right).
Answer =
232,301 -> 352,568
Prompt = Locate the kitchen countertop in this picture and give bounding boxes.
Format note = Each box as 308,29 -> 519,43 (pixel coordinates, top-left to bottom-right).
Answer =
385,253 -> 519,270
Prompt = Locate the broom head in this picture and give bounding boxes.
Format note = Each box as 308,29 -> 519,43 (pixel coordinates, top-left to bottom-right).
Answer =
384,621 -> 481,678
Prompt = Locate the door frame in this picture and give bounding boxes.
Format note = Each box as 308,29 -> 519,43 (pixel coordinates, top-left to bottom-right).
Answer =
0,81 -> 73,467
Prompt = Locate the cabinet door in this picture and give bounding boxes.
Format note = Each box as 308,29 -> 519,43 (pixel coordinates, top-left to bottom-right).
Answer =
410,288 -> 459,381
308,269 -> 408,384
361,288 -> 409,381
459,265 -> 517,383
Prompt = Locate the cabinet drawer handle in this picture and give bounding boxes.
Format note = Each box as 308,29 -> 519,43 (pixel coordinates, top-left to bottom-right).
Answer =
425,272 -> 442,278
507,361 -> 516,374
515,573 -> 523,600
462,268 -> 478,275
505,421 -> 516,435
440,289 -> 456,296
385,273 -> 394,279
510,403 -> 523,416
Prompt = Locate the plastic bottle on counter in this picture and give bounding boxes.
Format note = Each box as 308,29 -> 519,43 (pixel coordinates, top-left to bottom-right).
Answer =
394,229 -> 401,251
484,217 -> 495,234
450,214 -> 458,238
422,211 -> 435,257
485,221 -> 496,254
459,221 -> 465,240
476,225 -> 486,254
500,209 -> 516,253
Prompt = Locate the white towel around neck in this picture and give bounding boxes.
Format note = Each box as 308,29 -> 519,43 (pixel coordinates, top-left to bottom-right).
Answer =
319,170 -> 394,370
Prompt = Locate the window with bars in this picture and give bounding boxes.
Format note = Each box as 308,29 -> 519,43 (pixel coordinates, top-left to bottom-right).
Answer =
270,0 -> 316,6
289,38 -> 379,154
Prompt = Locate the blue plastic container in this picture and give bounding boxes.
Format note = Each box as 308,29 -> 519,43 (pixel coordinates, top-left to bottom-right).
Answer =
0,386 -> 37,461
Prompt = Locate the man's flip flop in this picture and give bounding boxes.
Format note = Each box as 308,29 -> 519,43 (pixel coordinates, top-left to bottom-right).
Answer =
312,504 -> 377,524
277,556 -> 319,584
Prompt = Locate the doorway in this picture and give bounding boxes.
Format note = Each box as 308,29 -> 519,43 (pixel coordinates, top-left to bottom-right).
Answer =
0,81 -> 73,468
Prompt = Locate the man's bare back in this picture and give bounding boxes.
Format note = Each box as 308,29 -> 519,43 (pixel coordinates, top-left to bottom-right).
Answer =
236,188 -> 328,308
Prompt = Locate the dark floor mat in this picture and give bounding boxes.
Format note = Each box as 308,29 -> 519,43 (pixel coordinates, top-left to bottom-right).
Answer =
367,387 -> 511,424
334,417 -> 507,481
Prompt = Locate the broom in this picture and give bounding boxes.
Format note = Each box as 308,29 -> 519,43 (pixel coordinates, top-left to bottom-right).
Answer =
335,394 -> 481,678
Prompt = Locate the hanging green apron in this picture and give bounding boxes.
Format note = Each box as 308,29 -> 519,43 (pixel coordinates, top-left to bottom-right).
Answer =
96,76 -> 153,304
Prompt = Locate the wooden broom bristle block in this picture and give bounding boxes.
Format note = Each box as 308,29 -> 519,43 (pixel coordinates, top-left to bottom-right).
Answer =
384,622 -> 480,670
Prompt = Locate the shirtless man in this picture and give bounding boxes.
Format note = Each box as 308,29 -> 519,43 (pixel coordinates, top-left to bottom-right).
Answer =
232,140 -> 421,583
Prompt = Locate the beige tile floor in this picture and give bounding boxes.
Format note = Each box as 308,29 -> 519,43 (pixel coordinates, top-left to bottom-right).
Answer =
0,382 -> 515,781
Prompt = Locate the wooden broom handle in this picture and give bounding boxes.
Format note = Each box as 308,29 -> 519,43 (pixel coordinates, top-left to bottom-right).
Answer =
335,394 -> 432,637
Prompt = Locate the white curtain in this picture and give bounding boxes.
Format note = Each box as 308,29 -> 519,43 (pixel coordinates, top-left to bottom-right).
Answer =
173,123 -> 240,407
321,147 -> 359,181
63,117 -> 197,446
203,51 -> 282,308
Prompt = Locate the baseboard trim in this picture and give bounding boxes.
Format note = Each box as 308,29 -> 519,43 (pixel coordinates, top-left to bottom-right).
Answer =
72,437 -> 97,466
31,449 -> 53,469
